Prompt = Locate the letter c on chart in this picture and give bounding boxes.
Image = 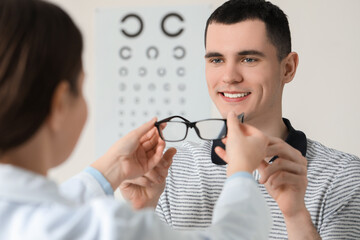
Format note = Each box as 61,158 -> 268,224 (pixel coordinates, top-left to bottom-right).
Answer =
119,46 -> 132,60
146,46 -> 159,60
161,13 -> 184,37
173,46 -> 186,59
120,13 -> 143,38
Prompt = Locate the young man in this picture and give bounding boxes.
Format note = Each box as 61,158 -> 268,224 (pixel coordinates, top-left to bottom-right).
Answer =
120,0 -> 360,239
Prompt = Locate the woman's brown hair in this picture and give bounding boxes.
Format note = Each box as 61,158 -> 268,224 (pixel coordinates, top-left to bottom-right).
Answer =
0,0 -> 83,151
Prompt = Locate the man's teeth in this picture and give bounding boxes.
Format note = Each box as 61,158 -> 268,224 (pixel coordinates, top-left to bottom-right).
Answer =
223,92 -> 250,98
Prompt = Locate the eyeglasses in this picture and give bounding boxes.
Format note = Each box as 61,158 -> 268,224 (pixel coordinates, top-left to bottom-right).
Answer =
154,113 -> 244,142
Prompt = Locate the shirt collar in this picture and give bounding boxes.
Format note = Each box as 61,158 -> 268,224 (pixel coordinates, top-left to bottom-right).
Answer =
211,118 -> 307,165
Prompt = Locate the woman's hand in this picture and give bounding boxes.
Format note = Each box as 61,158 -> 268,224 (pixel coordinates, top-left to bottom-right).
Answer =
120,148 -> 176,209
91,118 -> 166,190
215,111 -> 268,177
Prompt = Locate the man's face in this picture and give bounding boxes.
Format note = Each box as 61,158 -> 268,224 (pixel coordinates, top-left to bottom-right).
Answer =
205,20 -> 287,125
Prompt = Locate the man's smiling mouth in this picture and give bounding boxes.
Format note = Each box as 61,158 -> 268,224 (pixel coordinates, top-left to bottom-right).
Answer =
221,92 -> 251,98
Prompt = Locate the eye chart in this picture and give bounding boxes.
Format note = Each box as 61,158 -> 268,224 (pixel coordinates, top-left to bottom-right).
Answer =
95,5 -> 212,158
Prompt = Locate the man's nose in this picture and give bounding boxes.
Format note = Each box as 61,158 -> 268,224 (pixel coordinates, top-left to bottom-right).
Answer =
222,63 -> 243,84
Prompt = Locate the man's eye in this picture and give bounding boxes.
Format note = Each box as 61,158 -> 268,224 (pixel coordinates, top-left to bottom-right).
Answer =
210,58 -> 223,64
243,58 -> 256,63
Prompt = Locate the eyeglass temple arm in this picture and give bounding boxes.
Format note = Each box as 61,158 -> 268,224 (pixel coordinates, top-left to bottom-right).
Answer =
237,112 -> 245,123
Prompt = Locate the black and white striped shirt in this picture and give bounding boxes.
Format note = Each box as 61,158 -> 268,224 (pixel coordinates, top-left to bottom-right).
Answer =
156,119 -> 360,239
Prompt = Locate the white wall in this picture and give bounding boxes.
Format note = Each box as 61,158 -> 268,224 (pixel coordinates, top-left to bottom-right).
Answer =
48,0 -> 360,183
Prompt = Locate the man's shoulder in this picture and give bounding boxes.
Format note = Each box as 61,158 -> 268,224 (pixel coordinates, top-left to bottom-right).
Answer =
306,138 -> 360,169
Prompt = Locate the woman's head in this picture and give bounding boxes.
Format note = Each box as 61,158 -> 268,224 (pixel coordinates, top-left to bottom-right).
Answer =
0,0 -> 84,153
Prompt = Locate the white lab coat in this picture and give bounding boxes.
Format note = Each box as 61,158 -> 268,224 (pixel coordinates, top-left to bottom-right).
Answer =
0,164 -> 271,239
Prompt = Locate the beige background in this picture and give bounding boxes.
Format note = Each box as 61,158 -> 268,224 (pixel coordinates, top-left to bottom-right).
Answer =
48,0 -> 360,184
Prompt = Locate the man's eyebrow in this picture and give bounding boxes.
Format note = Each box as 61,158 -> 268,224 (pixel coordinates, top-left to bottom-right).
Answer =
204,50 -> 265,58
238,50 -> 265,57
204,52 -> 223,58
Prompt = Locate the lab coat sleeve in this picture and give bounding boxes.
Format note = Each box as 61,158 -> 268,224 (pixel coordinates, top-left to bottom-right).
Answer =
6,173 -> 271,239
105,173 -> 271,240
59,170 -> 110,204
209,174 -> 271,239
53,173 -> 270,240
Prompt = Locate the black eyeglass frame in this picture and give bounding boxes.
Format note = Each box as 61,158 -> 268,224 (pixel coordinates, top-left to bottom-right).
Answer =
155,115 -> 233,142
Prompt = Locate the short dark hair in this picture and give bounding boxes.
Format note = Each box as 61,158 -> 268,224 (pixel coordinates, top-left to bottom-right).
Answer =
204,0 -> 291,60
0,0 -> 83,151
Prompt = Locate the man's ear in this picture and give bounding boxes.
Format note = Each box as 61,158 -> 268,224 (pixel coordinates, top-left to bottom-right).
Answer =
47,81 -> 71,132
282,52 -> 299,84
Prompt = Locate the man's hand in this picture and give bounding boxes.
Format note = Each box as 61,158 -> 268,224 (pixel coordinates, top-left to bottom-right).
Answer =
120,148 -> 176,209
91,118 -> 166,190
258,136 -> 308,217
258,137 -> 321,239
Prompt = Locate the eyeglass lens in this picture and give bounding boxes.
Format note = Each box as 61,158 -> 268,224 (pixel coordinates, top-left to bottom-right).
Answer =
195,120 -> 226,140
158,121 -> 188,142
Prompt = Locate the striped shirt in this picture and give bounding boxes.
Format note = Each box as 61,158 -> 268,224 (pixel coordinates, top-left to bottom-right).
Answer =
156,119 -> 360,239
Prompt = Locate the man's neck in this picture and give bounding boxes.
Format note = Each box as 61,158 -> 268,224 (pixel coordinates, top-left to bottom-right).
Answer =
248,116 -> 289,140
